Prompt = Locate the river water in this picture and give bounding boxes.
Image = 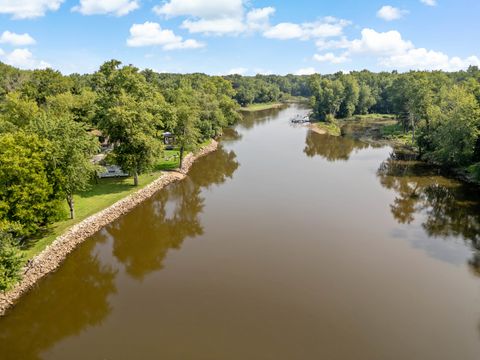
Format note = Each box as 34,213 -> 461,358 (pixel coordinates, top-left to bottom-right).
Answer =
1,104 -> 480,359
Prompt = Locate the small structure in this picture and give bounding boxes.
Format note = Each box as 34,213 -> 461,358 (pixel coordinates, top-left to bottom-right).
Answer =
98,165 -> 129,178
291,114 -> 311,124
163,132 -> 176,150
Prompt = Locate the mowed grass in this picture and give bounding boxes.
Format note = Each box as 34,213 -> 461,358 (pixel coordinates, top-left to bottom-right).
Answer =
22,149 -> 182,259
240,102 -> 284,112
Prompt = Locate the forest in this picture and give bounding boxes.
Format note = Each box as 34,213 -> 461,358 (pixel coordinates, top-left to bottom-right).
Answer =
1,60 -> 480,291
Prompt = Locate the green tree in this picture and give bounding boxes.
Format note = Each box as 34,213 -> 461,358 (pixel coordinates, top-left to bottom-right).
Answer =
28,115 -> 100,219
0,231 -> 24,292
338,75 -> 360,118
356,83 -> 376,114
0,131 -> 59,237
0,92 -> 40,128
175,105 -> 200,169
423,86 -> 480,167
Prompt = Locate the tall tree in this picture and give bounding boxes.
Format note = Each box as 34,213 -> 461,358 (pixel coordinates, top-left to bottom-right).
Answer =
29,115 -> 100,219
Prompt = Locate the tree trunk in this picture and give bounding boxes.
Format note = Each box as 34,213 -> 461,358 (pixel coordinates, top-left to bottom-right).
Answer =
179,146 -> 185,169
133,171 -> 139,186
67,195 -> 75,219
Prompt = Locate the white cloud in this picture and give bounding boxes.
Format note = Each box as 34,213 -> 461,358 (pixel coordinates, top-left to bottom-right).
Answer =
246,7 -> 275,31
0,48 -> 4,55
295,67 -> 316,75
72,0 -> 139,16
264,17 -> 350,40
421,0 -> 437,6
263,22 -> 303,40
314,52 -> 349,64
0,0 -> 63,19
0,31 -> 36,46
227,67 -> 248,75
182,18 -> 245,34
126,22 -> 204,50
154,0 -> 243,19
348,28 -> 414,55
318,28 -> 479,71
381,48 -> 480,71
377,5 -> 408,21
2,48 -> 50,69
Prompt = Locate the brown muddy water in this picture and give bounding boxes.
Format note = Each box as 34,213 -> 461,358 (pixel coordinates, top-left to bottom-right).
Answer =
1,104 -> 480,359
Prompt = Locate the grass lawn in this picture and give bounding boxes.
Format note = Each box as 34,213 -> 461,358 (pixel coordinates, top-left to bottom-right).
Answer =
240,102 -> 284,112
22,149 -> 182,260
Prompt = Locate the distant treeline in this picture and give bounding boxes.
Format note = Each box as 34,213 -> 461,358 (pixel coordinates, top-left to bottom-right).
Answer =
1,61 -> 480,289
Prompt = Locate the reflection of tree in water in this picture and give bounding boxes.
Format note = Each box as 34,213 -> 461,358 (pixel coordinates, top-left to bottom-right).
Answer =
377,152 -> 480,275
303,130 -> 370,161
239,107 -> 284,129
108,146 -> 239,279
0,240 -> 117,360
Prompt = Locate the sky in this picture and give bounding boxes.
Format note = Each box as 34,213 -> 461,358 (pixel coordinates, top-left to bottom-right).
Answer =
0,0 -> 479,75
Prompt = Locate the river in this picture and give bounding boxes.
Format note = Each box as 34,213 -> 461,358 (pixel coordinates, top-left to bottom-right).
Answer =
1,104 -> 480,359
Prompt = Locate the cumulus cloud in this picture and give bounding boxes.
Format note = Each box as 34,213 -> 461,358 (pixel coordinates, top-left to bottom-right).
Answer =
72,0 -> 139,16
0,0 -> 63,19
313,52 -> 349,64
182,18 -> 245,34
127,22 -> 204,50
154,0 -> 275,35
295,67 -> 316,75
377,5 -> 408,21
421,0 -> 437,6
382,49 -> 480,71
264,17 -> 350,40
348,28 -> 414,55
2,48 -> 50,69
0,31 -> 36,46
154,0 -> 243,19
246,7 -> 275,32
317,28 -> 479,71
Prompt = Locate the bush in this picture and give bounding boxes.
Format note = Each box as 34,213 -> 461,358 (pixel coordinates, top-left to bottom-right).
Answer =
0,232 -> 24,292
325,113 -> 336,124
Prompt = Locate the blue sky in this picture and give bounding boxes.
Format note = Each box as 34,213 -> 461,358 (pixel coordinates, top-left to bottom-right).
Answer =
0,0 -> 479,75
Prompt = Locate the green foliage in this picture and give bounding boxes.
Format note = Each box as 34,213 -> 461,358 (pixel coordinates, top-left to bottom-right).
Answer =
0,131 -> 60,237
0,231 -> 24,292
421,86 -> 480,167
28,115 -> 100,218
0,92 -> 40,128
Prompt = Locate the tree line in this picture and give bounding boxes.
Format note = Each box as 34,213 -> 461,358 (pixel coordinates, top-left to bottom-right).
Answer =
308,68 -> 480,175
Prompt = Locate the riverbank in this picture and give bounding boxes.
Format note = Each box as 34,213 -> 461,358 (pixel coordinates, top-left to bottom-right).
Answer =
310,115 -> 480,185
240,102 -> 284,112
0,140 -> 218,315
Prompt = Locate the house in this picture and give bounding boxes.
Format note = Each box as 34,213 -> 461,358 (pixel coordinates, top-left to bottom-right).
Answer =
163,132 -> 176,150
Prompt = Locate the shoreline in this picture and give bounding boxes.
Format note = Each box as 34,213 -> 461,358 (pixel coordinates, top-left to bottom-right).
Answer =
0,140 -> 218,316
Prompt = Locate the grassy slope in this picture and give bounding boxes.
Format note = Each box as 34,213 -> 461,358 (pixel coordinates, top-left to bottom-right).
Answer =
311,122 -> 342,136
240,102 -> 284,112
22,149 -> 181,259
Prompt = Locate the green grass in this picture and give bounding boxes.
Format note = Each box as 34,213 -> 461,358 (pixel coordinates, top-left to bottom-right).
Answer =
348,113 -> 396,121
21,148 -> 185,260
313,122 -> 342,136
380,122 -> 414,146
240,102 -> 284,112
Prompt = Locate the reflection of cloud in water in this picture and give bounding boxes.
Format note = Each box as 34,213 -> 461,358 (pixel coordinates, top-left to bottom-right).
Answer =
390,226 -> 472,266
378,152 -> 480,274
